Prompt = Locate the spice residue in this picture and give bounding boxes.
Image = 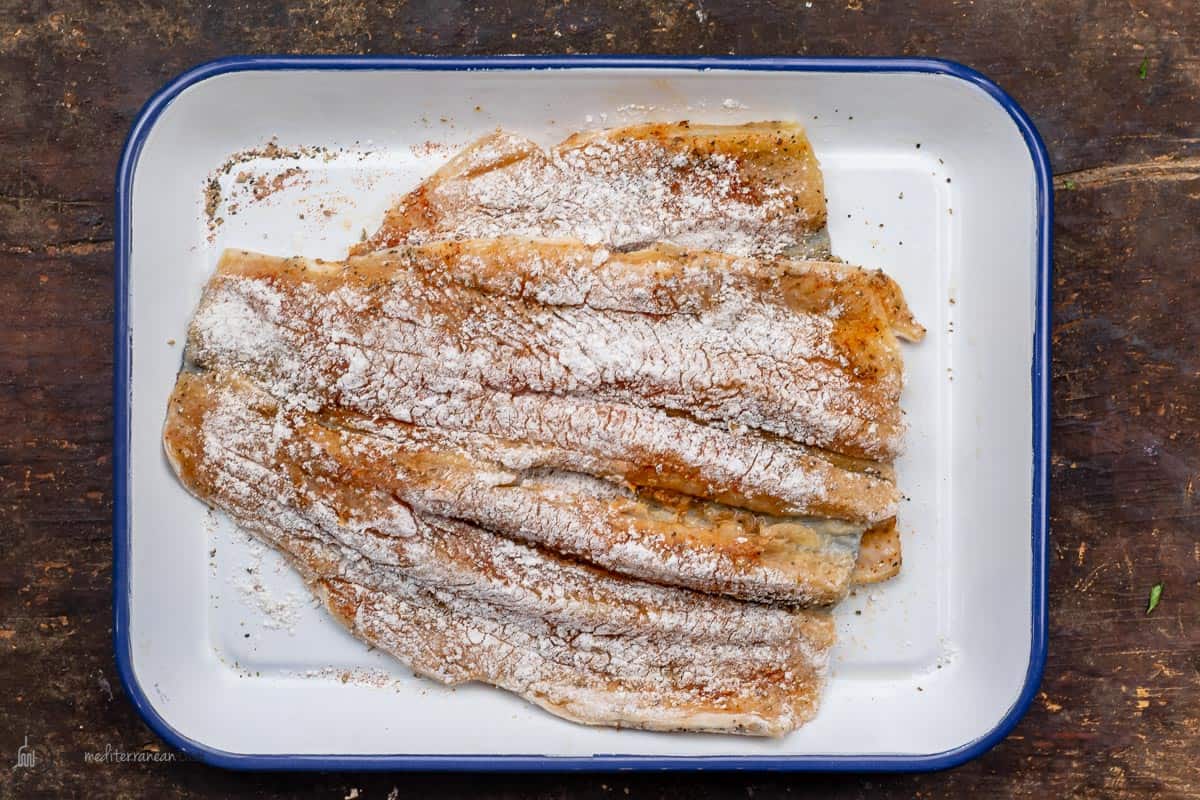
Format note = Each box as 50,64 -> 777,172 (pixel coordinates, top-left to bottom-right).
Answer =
202,138 -> 344,236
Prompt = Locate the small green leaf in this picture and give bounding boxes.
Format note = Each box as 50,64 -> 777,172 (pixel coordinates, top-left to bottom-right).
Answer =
1064,179 -> 1077,191
1139,56 -> 1149,80
1147,582 -> 1163,614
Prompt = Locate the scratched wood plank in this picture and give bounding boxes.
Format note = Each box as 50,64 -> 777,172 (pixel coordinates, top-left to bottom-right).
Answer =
0,1 -> 1198,798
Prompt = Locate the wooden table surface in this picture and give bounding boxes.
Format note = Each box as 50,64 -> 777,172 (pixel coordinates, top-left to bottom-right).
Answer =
2,1 -> 1198,797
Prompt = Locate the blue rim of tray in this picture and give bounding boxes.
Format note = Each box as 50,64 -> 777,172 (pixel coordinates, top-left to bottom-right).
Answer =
113,55 -> 1051,773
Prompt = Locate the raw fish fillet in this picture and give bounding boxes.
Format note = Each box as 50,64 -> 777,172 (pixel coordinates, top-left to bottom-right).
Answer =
162,372 -> 835,736
356,122 -> 832,260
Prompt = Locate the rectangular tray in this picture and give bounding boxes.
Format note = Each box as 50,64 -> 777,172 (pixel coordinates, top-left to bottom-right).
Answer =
114,56 -> 1050,771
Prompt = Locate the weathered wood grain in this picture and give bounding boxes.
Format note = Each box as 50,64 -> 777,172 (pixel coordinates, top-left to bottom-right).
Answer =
0,1 -> 1197,797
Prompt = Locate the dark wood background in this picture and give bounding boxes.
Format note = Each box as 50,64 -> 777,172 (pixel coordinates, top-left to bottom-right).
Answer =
2,1 -> 1198,797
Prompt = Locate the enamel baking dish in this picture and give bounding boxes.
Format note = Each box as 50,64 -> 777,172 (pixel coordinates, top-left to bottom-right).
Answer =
113,56 -> 1050,771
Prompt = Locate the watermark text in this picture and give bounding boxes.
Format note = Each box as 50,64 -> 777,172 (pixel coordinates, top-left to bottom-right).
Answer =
83,744 -> 184,764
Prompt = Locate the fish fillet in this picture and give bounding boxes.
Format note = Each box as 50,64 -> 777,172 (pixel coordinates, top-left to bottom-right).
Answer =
188,243 -> 917,524
355,122 -> 831,260
162,372 -> 835,735
198,239 -> 920,460
170,369 -> 866,605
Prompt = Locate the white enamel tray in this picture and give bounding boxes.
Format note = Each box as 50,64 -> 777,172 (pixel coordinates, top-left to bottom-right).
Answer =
114,57 -> 1050,771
